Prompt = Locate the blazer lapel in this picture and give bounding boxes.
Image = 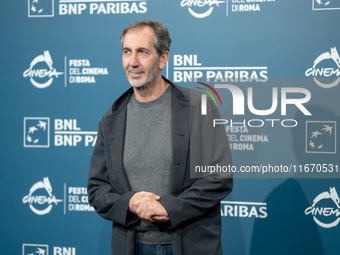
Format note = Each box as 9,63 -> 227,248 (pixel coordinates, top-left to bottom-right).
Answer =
107,97 -> 132,193
169,89 -> 190,195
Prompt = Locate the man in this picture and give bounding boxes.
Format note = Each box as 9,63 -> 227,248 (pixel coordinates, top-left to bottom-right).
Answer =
87,20 -> 233,255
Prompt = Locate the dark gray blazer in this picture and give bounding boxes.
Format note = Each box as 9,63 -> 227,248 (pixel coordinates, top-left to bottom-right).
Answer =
87,78 -> 233,255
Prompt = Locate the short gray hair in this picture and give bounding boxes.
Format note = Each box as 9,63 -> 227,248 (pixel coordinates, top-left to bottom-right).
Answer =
121,20 -> 171,56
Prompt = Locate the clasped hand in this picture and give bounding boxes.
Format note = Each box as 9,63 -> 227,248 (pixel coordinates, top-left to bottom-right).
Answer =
129,191 -> 169,223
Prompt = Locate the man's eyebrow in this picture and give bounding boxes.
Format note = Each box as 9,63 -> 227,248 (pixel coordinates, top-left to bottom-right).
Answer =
122,47 -> 149,52
136,47 -> 149,51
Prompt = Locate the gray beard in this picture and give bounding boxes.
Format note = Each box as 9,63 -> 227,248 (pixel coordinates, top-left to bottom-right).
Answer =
131,58 -> 160,96
133,79 -> 155,95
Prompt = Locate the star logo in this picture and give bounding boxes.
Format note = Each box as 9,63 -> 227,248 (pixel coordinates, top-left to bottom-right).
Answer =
28,0 -> 54,17
313,0 -> 340,10
22,244 -> 48,255
24,117 -> 50,148
306,121 -> 336,154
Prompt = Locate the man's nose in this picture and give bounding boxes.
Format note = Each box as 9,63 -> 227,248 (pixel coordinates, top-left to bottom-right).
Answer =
129,52 -> 140,67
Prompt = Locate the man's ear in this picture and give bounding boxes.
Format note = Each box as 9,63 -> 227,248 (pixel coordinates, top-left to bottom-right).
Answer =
159,51 -> 169,70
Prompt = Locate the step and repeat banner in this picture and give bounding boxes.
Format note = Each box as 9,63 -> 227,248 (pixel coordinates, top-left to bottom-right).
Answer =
1,0 -> 340,254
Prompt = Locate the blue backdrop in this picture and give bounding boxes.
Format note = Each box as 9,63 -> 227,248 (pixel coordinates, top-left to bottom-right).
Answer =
1,0 -> 340,254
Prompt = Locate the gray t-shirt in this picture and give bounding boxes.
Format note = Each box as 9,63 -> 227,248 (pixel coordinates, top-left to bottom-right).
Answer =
123,86 -> 172,244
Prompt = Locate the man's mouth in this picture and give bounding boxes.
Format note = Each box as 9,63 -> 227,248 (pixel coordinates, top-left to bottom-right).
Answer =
129,69 -> 144,78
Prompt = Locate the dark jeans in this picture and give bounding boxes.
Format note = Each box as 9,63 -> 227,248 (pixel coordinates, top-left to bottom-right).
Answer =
135,243 -> 173,255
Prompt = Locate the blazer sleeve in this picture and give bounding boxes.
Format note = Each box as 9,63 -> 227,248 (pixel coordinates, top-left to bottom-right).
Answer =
159,98 -> 233,229
87,119 -> 139,227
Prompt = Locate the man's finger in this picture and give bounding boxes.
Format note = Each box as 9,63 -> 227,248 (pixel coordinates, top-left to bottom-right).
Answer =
152,215 -> 169,222
141,191 -> 160,200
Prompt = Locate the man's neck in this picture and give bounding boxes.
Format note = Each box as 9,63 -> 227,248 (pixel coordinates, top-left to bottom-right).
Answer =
134,76 -> 169,102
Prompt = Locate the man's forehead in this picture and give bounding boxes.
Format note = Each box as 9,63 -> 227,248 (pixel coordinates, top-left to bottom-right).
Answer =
123,26 -> 155,47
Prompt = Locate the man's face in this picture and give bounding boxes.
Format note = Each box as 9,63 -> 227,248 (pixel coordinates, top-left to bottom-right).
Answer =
122,26 -> 161,89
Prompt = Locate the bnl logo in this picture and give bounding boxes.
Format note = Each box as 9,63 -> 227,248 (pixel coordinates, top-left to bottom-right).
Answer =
24,117 -> 50,148
23,244 -> 48,255
306,121 -> 336,154
28,0 -> 54,17
23,244 -> 76,255
313,0 -> 340,10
